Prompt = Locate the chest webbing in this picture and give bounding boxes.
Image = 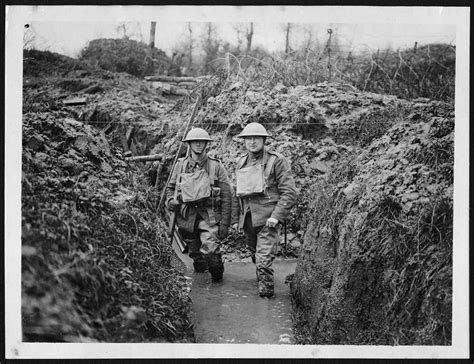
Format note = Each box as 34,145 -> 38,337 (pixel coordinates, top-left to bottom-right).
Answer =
237,153 -> 277,183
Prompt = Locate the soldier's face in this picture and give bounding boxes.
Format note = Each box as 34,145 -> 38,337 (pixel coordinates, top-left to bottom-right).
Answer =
244,136 -> 265,153
189,141 -> 207,155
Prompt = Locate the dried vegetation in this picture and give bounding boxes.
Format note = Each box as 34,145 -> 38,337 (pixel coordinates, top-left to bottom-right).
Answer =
22,51 -> 193,342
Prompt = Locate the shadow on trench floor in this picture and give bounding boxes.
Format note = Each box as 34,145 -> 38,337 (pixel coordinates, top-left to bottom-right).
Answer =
184,257 -> 298,344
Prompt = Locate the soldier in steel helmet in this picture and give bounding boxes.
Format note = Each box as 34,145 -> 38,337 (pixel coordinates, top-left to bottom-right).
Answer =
166,128 -> 232,282
231,122 -> 297,297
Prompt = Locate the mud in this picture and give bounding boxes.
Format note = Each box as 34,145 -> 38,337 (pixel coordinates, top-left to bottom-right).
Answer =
175,243 -> 297,344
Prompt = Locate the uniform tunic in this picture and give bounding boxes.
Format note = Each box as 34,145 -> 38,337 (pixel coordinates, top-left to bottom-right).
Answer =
231,148 -> 297,294
166,154 -> 232,268
231,148 -> 297,227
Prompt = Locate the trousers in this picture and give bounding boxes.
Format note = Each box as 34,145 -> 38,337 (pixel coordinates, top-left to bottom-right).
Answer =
243,211 -> 280,290
179,217 -> 223,271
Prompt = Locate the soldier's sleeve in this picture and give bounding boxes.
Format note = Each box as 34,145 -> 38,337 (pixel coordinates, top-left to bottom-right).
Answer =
230,184 -> 240,225
216,162 -> 232,226
231,157 -> 244,225
271,156 -> 297,223
165,160 -> 180,208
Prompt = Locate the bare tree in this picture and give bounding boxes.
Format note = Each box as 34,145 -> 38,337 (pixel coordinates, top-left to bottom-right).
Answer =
23,24 -> 35,50
202,22 -> 220,73
117,22 -> 130,39
301,24 -> 317,50
285,23 -> 292,54
187,22 -> 194,69
246,22 -> 254,53
232,23 -> 244,53
116,22 -> 143,41
149,21 -> 156,49
23,23 -> 53,52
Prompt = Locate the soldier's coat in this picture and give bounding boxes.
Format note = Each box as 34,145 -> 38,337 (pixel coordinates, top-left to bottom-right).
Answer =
231,148 -> 297,227
166,154 -> 232,233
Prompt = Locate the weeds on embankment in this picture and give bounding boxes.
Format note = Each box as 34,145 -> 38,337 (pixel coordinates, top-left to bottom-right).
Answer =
291,100 -> 453,345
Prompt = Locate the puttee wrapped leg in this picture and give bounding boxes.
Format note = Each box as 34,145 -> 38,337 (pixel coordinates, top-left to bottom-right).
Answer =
197,219 -> 224,282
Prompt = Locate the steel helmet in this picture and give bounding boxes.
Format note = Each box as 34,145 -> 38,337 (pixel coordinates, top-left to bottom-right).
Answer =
182,128 -> 212,142
237,122 -> 272,138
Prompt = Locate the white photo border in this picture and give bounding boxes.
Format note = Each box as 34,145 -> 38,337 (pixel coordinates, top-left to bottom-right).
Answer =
5,5 -> 470,359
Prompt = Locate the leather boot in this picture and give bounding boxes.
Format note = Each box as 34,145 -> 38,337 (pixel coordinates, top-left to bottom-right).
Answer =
193,260 -> 208,273
206,253 -> 224,282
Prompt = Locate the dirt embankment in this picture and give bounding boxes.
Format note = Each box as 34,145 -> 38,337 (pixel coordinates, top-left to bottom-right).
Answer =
289,101 -> 453,345
22,51 -> 194,342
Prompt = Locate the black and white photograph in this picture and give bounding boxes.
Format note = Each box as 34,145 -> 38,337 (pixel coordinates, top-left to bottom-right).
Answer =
4,5 -> 470,359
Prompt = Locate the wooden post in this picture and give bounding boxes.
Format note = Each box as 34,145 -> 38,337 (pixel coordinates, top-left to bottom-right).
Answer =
326,28 -> 333,81
149,21 -> 156,49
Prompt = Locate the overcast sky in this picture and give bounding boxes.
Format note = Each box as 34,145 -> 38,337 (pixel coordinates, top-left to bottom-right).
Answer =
15,6 -> 458,59
26,20 -> 456,59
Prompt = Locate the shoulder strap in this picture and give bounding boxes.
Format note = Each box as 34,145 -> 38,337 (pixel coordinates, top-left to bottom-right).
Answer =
180,158 -> 188,173
237,154 -> 248,169
174,158 -> 186,198
208,158 -> 216,186
264,154 -> 277,180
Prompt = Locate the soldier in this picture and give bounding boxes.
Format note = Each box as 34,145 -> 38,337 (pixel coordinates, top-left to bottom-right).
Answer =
166,128 -> 232,282
231,122 -> 297,297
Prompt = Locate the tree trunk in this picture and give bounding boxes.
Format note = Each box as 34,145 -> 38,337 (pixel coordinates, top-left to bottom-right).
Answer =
246,23 -> 254,53
285,23 -> 291,54
187,22 -> 193,69
149,21 -> 156,49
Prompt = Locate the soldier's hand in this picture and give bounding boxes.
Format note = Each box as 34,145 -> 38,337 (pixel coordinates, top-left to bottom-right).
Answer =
265,217 -> 279,228
219,224 -> 229,240
231,223 -> 241,232
168,199 -> 180,212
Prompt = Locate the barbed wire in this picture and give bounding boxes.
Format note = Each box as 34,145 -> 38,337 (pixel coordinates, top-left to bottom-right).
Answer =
66,120 -> 415,126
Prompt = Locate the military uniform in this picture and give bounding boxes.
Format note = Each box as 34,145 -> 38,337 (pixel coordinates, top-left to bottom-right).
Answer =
167,154 -> 232,279
232,148 -> 297,296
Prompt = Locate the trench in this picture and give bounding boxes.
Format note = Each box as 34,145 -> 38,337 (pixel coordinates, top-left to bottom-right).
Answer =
172,241 -> 298,344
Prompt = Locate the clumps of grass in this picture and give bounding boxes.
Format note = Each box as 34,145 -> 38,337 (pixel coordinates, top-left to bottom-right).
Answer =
405,116 -> 454,182
22,114 -> 194,343
351,194 -> 452,345
291,137 -> 452,345
333,105 -> 409,148
23,166 -> 194,342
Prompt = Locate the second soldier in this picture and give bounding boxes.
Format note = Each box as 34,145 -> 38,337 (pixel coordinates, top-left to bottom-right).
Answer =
231,122 -> 297,297
166,128 -> 232,282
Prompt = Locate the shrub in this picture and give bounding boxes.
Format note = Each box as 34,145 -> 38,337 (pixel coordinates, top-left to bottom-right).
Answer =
80,38 -> 178,77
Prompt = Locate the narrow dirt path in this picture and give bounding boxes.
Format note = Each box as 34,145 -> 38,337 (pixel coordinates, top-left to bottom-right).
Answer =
174,243 -> 297,344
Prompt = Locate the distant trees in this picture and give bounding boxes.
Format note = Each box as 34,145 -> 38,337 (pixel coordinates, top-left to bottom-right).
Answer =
186,22 -> 194,71
77,21 -> 454,101
201,22 -> 220,73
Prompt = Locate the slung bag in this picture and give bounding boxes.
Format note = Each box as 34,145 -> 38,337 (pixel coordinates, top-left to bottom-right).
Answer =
236,163 -> 265,197
179,168 -> 212,203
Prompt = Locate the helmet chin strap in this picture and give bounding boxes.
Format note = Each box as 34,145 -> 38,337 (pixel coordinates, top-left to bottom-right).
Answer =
249,147 -> 264,159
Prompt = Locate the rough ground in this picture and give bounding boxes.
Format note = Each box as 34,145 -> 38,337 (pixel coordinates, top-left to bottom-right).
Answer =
22,51 -> 194,342
21,50 -> 453,345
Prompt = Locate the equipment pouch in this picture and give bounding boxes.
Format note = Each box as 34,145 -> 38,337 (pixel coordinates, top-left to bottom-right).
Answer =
236,163 -> 265,197
179,169 -> 212,203
211,186 -> 221,203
